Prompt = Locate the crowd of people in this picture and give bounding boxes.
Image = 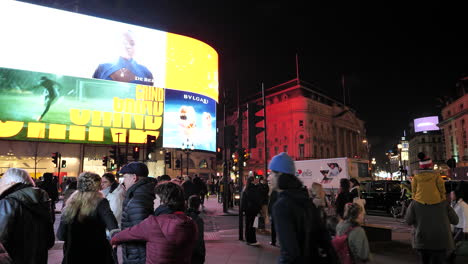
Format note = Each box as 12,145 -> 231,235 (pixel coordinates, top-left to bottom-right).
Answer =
0,162 -> 208,264
1,150 -> 468,264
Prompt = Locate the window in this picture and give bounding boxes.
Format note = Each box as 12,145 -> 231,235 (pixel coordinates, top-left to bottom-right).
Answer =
284,145 -> 288,153
199,159 -> 208,169
314,145 -> 318,158
320,146 -> 324,158
258,148 -> 263,160
421,138 -> 425,143
299,144 -> 304,159
274,146 -> 279,155
266,147 -> 270,160
299,135 -> 304,139
299,120 -> 304,127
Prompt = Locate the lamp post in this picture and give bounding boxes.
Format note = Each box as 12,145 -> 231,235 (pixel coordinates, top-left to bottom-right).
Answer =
397,144 -> 403,181
181,139 -> 194,176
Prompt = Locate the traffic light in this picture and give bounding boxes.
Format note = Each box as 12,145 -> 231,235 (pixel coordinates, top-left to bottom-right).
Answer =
146,135 -> 157,159
243,149 -> 250,161
51,152 -> 59,167
175,159 -> 181,168
216,147 -> 223,160
247,102 -> 265,148
61,160 -> 67,168
225,125 -> 238,151
109,146 -> 117,161
164,152 -> 172,168
102,156 -> 109,166
132,146 -> 140,161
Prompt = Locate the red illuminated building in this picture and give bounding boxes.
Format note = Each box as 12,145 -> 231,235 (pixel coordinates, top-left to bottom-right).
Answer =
227,79 -> 368,175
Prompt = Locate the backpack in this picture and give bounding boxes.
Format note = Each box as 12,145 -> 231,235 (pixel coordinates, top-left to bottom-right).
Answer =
331,226 -> 356,264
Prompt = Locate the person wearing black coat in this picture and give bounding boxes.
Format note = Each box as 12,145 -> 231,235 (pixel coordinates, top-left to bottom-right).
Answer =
268,189 -> 279,246
182,176 -> 197,201
240,176 -> 263,245
0,168 -> 55,264
335,178 -> 353,220
269,153 -> 338,264
120,162 -> 157,264
185,195 -> 206,264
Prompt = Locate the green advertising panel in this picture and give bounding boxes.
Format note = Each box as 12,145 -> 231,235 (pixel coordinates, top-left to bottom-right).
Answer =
0,67 -> 163,145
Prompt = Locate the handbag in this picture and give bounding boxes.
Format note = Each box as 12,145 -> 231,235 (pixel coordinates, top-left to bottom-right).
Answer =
253,216 -> 259,228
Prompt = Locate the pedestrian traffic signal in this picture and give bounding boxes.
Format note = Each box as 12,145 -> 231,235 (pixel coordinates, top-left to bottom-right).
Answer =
164,152 -> 172,167
216,147 -> 223,160
146,135 -> 157,159
132,146 -> 140,160
102,156 -> 109,166
61,160 -> 67,168
51,152 -> 60,167
109,146 -> 118,161
247,102 -> 265,148
225,125 -> 238,151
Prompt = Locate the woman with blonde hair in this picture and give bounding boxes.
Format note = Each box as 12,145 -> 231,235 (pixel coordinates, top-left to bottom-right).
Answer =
57,172 -> 119,264
310,182 -> 328,223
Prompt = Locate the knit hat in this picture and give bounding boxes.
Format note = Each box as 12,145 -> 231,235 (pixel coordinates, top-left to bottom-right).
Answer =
77,172 -> 101,192
119,162 -> 149,177
268,152 -> 296,175
417,152 -> 433,169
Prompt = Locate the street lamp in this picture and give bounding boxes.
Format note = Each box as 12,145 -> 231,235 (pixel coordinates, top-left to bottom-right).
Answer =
181,139 -> 194,176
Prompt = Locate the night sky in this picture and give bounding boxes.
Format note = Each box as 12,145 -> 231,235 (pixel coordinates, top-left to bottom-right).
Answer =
23,0 -> 468,164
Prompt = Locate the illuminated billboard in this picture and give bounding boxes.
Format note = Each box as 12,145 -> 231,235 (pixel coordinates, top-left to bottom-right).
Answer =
0,1 -> 218,152
414,116 -> 439,133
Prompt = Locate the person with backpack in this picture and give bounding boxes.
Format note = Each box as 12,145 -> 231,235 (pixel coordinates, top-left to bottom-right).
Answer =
269,152 -> 338,263
334,203 -> 371,264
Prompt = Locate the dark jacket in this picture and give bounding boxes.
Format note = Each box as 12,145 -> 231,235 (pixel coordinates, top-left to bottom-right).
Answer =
268,190 -> 279,216
405,200 -> 458,251
185,208 -> 206,264
111,211 -> 197,264
335,191 -> 352,219
259,183 -> 270,205
37,179 -> 59,202
0,183 -> 55,264
241,184 -> 262,215
57,198 -> 119,264
121,177 -> 157,264
182,180 -> 197,200
273,188 -> 336,264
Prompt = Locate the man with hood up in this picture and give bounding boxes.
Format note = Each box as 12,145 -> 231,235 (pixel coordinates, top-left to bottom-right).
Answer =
269,152 -> 337,263
0,168 -> 55,264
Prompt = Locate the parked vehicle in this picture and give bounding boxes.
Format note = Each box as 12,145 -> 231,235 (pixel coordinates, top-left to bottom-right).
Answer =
361,180 -> 401,214
295,157 -> 372,193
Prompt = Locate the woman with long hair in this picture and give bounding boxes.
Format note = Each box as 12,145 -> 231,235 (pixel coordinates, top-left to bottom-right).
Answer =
335,203 -> 371,263
335,178 -> 352,220
57,172 -> 119,264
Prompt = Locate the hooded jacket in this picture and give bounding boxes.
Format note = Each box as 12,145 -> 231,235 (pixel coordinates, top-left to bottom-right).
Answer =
121,177 -> 157,264
412,170 -> 446,205
273,188 -> 335,264
111,211 -> 197,264
0,183 -> 55,264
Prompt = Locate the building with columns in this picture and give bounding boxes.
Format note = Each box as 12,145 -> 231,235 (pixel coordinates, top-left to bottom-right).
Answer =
227,79 -> 368,176
439,93 -> 468,167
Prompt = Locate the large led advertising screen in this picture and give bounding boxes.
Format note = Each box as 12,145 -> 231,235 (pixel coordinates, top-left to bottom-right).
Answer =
414,116 -> 439,133
0,1 -> 218,152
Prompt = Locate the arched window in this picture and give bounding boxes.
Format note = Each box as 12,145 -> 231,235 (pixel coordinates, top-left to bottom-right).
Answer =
199,159 -> 208,169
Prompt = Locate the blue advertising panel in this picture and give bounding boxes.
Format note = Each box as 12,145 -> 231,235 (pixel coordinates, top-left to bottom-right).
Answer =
163,90 -> 216,152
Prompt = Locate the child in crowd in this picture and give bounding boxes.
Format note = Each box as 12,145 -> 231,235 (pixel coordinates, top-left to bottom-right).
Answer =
335,203 -> 371,263
412,152 -> 446,205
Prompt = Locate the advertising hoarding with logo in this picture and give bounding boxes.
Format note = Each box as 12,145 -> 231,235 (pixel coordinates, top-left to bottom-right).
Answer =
0,1 -> 218,152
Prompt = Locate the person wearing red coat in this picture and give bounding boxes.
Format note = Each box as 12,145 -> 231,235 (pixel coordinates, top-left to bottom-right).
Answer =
111,182 -> 197,264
